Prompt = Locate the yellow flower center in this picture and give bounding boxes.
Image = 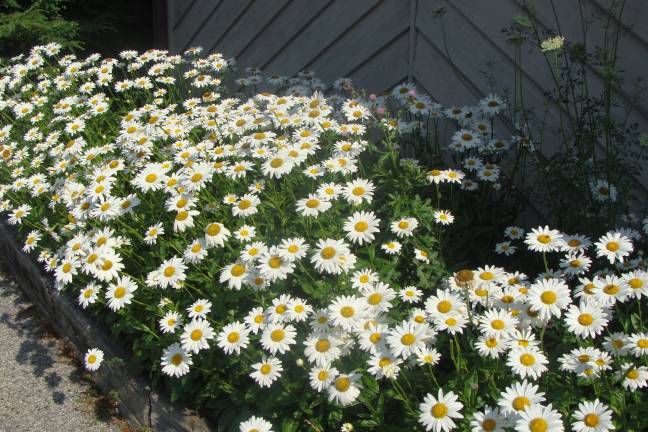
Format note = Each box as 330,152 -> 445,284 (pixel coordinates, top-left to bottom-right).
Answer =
268,256 -> 283,269
512,396 -> 530,411
354,221 -> 369,232
352,187 -> 365,196
260,364 -> 272,375
529,418 -> 548,432
637,339 -> 648,349
230,264 -> 246,277
270,329 -> 285,342
491,319 -> 505,330
367,293 -> 382,305
145,173 -> 157,183
335,377 -> 351,392
87,355 -> 97,364
482,419 -> 497,431
480,271 -> 494,281
101,260 -> 113,271
627,369 -> 639,379
171,353 -> 183,366
540,291 -> 557,304
114,287 -> 126,298
520,353 -> 536,366
315,339 -> 331,352
306,199 -> 320,208
431,403 -> 448,418
320,247 -> 336,259
340,306 -> 355,318
578,313 -> 593,326
400,333 -> 416,345
606,241 -> 619,252
537,234 -> 551,244
227,332 -> 240,343
163,266 -> 175,277
369,333 -> 382,344
269,158 -> 283,168
190,329 -> 203,341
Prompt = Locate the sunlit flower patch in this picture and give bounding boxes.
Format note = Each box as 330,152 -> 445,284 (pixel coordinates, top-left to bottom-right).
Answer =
0,43 -> 647,431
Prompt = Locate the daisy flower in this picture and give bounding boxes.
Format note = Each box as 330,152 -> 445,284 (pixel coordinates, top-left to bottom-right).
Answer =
144,222 -> 164,245
78,282 -> 100,308
595,232 -> 632,264
187,299 -> 211,319
495,241 -> 517,256
217,321 -> 250,355
497,380 -> 545,417
470,406 -> 508,432
342,179 -> 374,205
159,311 -> 182,334
219,261 -> 250,290
381,240 -> 402,254
400,286 -> 422,303
627,332 -> 648,357
106,275 -> 138,311
180,319 -> 215,353
250,356 -> 283,388
514,404 -> 564,432
618,363 -> 648,391
418,389 -> 464,432
84,348 -> 104,371
526,278 -> 572,320
433,210 -> 454,225
623,270 -> 648,298
296,194 -> 332,217
525,225 -> 564,253
260,324 -> 297,355
161,343 -> 192,378
387,321 -> 431,359
572,399 -> 614,432
479,309 -> 518,338
507,346 -> 549,380
343,211 -> 380,245
328,295 -> 367,331
564,303 -> 609,339
311,238 -> 353,275
156,256 -> 187,289
239,416 -> 274,432
304,333 -> 343,366
327,373 -> 362,406
309,365 -> 338,392
390,217 -> 418,238
204,222 -> 230,247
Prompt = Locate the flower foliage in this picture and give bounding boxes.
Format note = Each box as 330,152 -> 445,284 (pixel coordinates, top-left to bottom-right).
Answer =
0,44 -> 647,431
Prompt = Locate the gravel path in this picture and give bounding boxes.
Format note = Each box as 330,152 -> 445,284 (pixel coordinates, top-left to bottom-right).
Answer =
0,267 -> 124,432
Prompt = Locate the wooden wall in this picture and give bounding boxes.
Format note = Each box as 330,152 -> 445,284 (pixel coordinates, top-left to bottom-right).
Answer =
165,0 -> 648,197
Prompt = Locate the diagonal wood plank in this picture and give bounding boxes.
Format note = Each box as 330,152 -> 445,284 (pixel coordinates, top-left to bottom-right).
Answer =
210,0 -> 292,58
592,0 -> 648,48
171,0 -> 224,53
308,0 -> 410,85
184,0 -> 254,54
348,32 -> 409,94
172,0 -> 197,31
262,0 -> 381,77
236,0 -> 332,69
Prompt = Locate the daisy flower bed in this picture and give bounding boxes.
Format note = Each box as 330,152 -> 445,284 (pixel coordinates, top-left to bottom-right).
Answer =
0,44 -> 647,432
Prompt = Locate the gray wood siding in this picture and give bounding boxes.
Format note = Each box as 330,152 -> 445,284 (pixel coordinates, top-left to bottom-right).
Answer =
166,0 -> 648,196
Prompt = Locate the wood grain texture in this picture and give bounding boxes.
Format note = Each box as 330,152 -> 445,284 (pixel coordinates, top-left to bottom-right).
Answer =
262,0 -> 380,76
307,0 -> 409,84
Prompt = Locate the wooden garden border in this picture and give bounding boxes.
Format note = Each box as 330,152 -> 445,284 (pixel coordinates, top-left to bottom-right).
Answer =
0,221 -> 212,431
